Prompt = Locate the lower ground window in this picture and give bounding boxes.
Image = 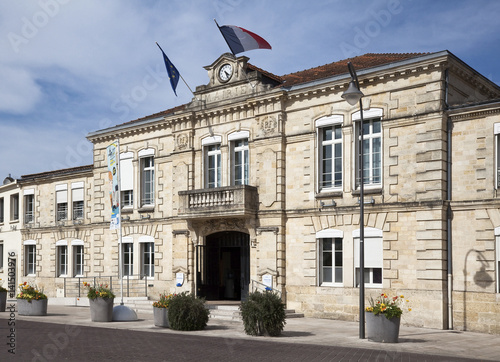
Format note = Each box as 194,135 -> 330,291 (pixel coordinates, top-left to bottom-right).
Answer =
141,242 -> 154,278
354,228 -> 383,288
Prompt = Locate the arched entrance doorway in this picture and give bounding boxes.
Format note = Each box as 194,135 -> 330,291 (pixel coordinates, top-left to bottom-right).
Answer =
196,231 -> 250,301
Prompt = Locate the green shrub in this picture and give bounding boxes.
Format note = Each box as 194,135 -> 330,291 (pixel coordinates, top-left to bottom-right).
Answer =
167,292 -> 210,331
240,291 -> 286,336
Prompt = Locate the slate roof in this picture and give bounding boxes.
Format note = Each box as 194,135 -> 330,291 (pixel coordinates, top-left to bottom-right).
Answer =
20,164 -> 94,181
108,53 -> 428,128
279,53 -> 428,88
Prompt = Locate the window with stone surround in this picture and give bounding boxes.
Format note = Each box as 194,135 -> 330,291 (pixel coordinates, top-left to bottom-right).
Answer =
57,244 -> 68,277
353,109 -> 383,189
71,182 -> 84,220
56,184 -> 68,221
354,227 -> 383,288
120,152 -> 134,209
316,115 -> 343,192
24,191 -> 34,224
73,244 -> 84,277
123,240 -> 133,277
229,131 -> 249,186
0,197 -> 3,223
203,136 -> 222,188
10,193 -> 19,221
24,241 -> 36,276
141,239 -> 154,278
317,229 -> 344,286
140,151 -> 155,207
0,241 -> 3,269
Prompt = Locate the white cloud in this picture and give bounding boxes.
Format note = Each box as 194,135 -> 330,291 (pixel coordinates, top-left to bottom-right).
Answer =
0,65 -> 41,114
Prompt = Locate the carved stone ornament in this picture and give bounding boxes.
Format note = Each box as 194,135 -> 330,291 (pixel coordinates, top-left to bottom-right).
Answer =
200,218 -> 246,236
177,133 -> 189,150
257,116 -> 277,136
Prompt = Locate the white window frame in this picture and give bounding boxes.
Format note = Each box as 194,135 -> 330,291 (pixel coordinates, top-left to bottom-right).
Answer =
10,194 -> 19,221
317,229 -> 344,286
140,153 -> 155,207
72,241 -> 84,277
0,197 -> 4,223
316,115 -> 343,192
139,236 -> 154,278
56,184 -> 68,221
56,241 -> 68,277
122,237 -> 134,277
24,240 -> 36,276
71,182 -> 84,220
353,227 -> 383,288
353,109 -> 383,189
120,152 -> 134,209
24,191 -> 34,224
229,131 -> 250,186
203,136 -> 222,188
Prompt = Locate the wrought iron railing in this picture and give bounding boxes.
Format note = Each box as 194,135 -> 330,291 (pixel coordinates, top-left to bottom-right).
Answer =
251,279 -> 281,298
63,275 -> 149,298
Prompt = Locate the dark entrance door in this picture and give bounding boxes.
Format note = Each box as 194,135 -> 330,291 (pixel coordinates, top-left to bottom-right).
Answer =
196,231 -> 250,301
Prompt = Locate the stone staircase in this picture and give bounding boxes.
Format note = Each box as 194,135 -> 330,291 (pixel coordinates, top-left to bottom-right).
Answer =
123,299 -> 304,321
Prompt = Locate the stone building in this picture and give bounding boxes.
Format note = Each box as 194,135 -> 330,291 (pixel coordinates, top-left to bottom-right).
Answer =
2,50 -> 500,334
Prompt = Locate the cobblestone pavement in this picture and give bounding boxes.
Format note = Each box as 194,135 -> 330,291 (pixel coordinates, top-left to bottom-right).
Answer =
0,319 -> 484,362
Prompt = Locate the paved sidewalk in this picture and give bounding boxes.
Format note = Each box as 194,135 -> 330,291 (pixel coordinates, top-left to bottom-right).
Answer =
0,303 -> 499,361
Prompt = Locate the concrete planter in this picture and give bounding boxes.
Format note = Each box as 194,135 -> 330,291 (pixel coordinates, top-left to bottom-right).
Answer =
89,298 -> 114,322
0,291 -> 7,312
17,298 -> 48,316
153,307 -> 169,328
366,312 -> 400,343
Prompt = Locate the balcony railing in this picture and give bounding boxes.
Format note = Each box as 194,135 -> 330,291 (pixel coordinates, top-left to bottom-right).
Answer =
178,185 -> 258,219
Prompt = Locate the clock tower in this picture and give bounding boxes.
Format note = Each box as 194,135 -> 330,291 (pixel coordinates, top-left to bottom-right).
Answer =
192,53 -> 282,106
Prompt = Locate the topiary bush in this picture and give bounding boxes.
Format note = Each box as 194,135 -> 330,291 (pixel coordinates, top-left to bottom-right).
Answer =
240,291 -> 286,336
167,292 -> 210,331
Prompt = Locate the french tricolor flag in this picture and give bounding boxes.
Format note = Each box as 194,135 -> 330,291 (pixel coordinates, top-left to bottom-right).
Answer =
217,23 -> 272,55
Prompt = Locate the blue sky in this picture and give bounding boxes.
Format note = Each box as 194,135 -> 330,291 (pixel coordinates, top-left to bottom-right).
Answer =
1,0 -> 500,179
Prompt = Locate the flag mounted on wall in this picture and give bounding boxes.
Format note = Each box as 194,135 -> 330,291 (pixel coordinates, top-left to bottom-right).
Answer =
215,20 -> 272,55
156,42 -> 180,96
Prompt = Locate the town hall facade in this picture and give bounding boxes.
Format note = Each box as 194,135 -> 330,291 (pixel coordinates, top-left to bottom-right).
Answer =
2,50 -> 500,334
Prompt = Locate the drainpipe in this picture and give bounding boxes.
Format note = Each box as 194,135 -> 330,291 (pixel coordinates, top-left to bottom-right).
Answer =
444,68 -> 453,330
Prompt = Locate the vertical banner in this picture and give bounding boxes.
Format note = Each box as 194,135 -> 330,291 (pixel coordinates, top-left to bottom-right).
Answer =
107,141 -> 120,230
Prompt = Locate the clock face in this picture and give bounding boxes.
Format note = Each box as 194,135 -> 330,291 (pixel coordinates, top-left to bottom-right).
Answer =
219,63 -> 233,82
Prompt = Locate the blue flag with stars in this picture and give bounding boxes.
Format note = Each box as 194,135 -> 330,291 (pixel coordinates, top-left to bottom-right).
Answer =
156,42 -> 180,96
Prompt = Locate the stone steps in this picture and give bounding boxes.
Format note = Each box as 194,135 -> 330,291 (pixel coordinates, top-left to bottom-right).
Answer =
119,300 -> 305,321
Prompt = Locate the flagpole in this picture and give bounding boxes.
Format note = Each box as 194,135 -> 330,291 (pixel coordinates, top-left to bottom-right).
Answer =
155,42 -> 201,101
116,140 -> 124,306
214,19 -> 236,56
213,19 -> 255,89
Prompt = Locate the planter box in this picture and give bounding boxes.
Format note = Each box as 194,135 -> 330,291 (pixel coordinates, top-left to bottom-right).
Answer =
0,291 -> 6,312
366,312 -> 400,343
17,298 -> 48,316
153,307 -> 169,328
89,298 -> 114,322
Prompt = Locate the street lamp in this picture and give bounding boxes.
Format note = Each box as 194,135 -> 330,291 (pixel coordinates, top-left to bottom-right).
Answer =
341,62 -> 366,339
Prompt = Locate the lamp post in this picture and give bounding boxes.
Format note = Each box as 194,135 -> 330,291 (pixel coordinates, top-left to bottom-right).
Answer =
341,62 -> 366,339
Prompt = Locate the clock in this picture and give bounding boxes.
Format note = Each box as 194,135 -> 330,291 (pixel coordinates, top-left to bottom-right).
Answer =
218,63 -> 233,82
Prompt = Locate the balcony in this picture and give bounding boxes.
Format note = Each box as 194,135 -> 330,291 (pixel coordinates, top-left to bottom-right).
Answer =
178,185 -> 258,219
